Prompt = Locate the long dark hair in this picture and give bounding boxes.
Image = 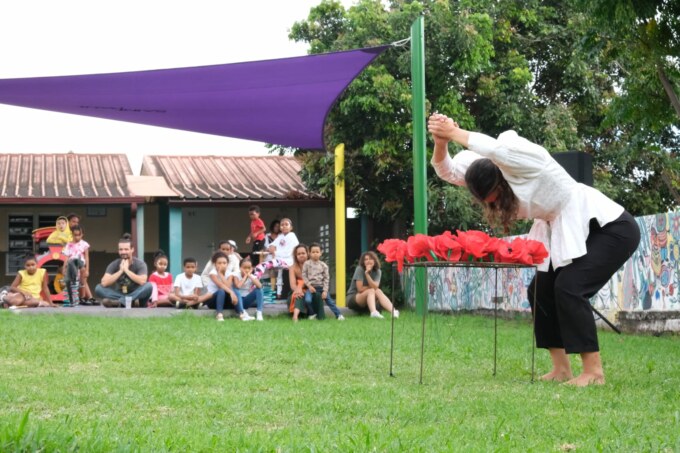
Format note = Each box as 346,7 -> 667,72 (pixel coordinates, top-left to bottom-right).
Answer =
211,251 -> 228,264
360,251 -> 381,271
292,244 -> 309,268
465,158 -> 519,233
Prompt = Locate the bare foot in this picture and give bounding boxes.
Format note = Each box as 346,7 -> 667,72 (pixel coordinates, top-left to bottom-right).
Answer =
540,370 -> 573,382
564,373 -> 605,387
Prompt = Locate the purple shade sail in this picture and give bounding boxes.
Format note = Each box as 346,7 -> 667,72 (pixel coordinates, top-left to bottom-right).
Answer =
0,46 -> 389,150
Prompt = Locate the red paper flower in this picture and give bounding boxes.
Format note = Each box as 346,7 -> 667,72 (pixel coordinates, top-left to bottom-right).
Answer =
377,239 -> 411,272
456,230 -> 500,260
432,231 -> 463,261
407,234 -> 437,262
493,237 -> 548,265
526,239 -> 549,265
494,238 -> 531,264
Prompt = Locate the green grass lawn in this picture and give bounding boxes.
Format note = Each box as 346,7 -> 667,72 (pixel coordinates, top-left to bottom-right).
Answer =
1,310 -> 679,452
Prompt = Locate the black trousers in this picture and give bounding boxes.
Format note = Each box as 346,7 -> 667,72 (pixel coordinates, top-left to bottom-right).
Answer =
251,239 -> 264,265
528,211 -> 640,353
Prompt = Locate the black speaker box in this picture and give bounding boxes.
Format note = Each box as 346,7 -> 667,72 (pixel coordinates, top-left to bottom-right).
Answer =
553,151 -> 593,186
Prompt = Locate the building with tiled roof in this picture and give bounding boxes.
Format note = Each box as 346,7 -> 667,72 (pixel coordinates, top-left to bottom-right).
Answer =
141,155 -> 324,202
1,152 -> 333,288
0,153 -> 141,203
139,154 -> 332,276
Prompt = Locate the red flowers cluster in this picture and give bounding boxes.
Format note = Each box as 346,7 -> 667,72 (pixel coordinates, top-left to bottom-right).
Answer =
377,230 -> 548,272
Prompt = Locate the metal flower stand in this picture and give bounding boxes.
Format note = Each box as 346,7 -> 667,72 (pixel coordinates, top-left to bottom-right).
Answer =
390,261 -> 539,384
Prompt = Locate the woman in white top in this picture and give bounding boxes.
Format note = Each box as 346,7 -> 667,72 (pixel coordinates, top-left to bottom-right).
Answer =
428,114 -> 640,387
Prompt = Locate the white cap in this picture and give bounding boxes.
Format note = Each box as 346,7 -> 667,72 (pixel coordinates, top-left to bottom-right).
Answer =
228,240 -> 238,250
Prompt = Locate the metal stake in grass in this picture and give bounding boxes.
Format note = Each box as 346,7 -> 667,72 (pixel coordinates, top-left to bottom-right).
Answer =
390,263 -> 396,377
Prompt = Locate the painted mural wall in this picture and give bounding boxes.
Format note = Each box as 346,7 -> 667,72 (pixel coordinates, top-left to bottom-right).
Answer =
403,211 -> 680,317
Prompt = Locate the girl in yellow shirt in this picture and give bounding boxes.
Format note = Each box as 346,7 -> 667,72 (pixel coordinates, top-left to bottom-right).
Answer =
3,255 -> 54,308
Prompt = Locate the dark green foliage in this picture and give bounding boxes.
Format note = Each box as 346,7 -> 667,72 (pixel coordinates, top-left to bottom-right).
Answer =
278,0 -> 679,241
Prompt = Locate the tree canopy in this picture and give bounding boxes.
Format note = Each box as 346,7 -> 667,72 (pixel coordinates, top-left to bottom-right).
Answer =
281,0 -> 679,240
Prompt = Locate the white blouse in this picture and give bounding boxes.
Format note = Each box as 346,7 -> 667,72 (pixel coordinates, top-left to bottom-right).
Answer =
269,232 -> 300,267
431,130 -> 624,271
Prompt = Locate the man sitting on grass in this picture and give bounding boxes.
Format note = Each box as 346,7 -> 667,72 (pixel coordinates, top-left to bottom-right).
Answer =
95,233 -> 153,307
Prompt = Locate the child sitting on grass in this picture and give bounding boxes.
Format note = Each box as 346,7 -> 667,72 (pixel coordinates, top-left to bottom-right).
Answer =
231,258 -> 265,321
148,250 -> 173,308
205,252 -> 250,322
201,240 -> 240,288
302,242 -> 330,320
303,243 -> 344,321
170,257 -> 212,309
3,255 -> 55,308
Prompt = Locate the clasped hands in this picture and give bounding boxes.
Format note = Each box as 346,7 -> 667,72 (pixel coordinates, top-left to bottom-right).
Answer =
119,258 -> 131,274
427,113 -> 460,145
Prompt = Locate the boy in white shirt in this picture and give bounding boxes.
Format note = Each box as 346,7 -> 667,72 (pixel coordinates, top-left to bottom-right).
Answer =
170,257 -> 211,309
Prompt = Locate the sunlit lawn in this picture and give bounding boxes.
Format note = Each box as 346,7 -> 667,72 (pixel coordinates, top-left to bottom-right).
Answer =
1,310 -> 679,452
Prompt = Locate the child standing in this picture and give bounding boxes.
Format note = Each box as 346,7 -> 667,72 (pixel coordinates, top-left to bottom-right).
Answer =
67,213 -> 80,230
231,258 -> 265,321
148,250 -> 173,308
245,205 -> 266,265
302,242 -> 331,320
254,218 -> 299,298
6,255 -> 54,308
169,257 -> 210,309
303,243 -> 344,321
62,225 -> 91,306
205,252 -> 251,322
46,216 -> 72,245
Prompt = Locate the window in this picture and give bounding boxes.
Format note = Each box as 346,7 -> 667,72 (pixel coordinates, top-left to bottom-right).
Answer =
6,213 -> 60,275
7,214 -> 34,275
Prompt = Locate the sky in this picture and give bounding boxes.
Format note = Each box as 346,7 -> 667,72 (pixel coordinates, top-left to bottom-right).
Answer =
0,0 -> 354,174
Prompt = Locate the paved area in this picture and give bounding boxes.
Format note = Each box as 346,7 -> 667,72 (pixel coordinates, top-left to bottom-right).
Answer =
8,302 -> 354,319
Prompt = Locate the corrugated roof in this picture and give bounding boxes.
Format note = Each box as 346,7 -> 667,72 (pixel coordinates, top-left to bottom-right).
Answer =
141,155 -> 323,201
0,153 -> 141,203
125,176 -> 179,198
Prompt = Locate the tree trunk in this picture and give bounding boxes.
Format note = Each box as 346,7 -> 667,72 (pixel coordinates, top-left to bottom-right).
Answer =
657,64 -> 680,119
661,170 -> 680,206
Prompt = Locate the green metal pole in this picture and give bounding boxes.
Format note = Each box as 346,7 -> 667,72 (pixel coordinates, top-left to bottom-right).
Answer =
411,16 -> 428,315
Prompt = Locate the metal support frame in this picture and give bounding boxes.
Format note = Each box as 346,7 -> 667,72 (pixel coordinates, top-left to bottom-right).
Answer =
389,261 -> 538,384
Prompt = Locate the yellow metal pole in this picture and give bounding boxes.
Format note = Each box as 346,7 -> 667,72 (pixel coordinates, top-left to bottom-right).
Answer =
334,143 -> 346,307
